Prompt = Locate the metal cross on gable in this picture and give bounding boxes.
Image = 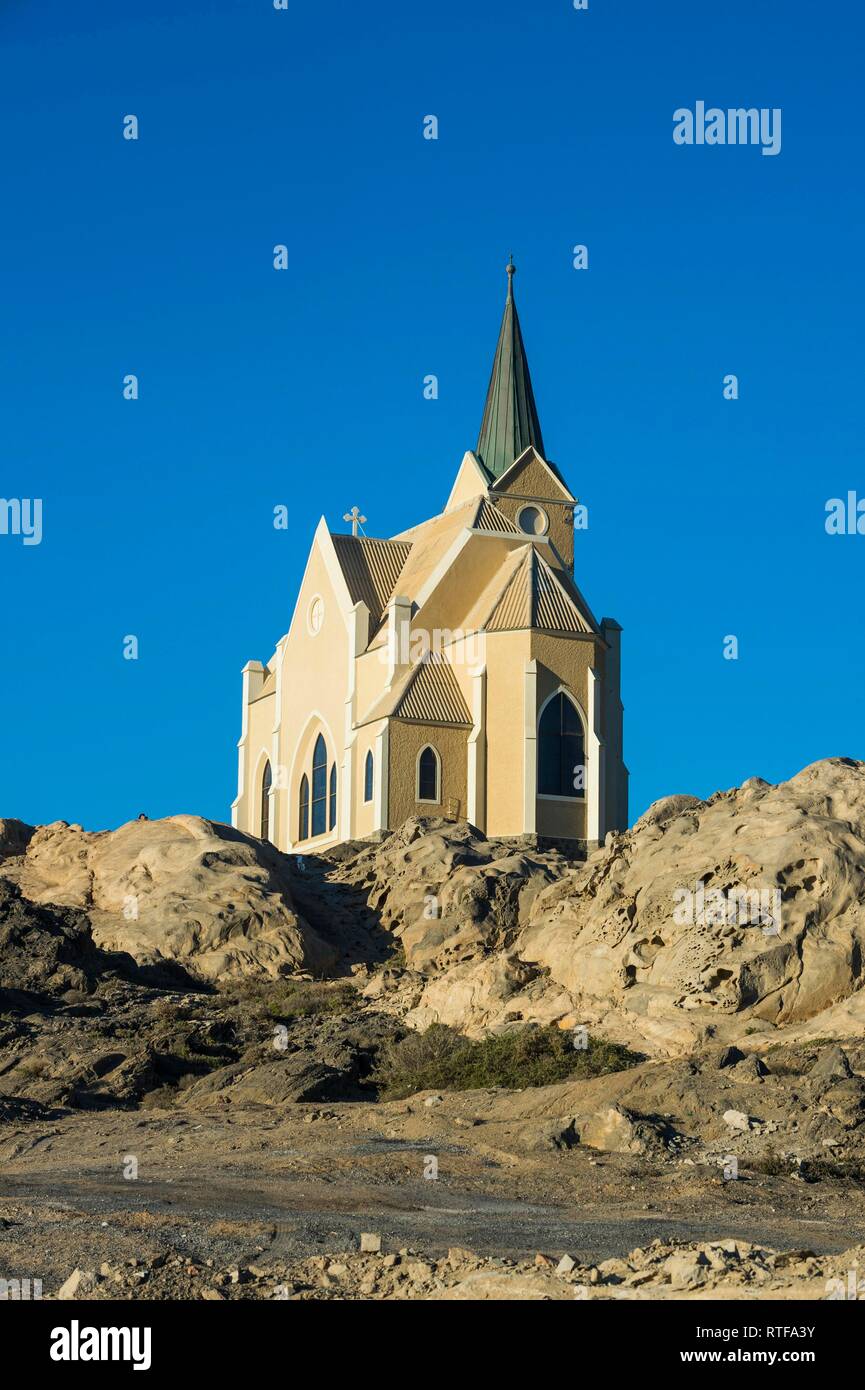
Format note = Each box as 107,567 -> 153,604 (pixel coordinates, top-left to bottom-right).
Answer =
343,505 -> 367,537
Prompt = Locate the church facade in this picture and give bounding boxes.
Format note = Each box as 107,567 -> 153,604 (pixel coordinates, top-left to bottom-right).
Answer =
231,264 -> 627,854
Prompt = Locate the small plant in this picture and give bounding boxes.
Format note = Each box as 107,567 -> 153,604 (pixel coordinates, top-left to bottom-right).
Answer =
750,1151 -> 865,1184
268,980 -> 357,1019
372,1022 -> 640,1100
217,977 -> 357,1023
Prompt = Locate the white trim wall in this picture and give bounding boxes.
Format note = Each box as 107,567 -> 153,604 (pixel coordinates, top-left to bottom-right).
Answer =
587,666 -> 606,845
467,665 -> 487,829
374,723 -> 390,831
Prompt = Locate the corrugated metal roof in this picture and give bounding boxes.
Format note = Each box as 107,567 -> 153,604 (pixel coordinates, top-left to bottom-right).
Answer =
534,554 -> 592,632
473,498 -> 521,535
486,546 -> 594,635
486,548 -> 532,630
394,659 -> 472,726
331,535 -> 412,626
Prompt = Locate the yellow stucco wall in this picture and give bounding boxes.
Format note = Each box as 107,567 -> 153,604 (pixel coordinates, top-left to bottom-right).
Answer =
388,721 -> 468,826
444,452 -> 488,512
353,726 -> 383,839
532,632 -> 607,738
356,645 -> 387,721
243,691 -> 275,837
532,632 -> 605,841
492,453 -> 574,570
484,628 -> 532,835
282,544 -> 348,849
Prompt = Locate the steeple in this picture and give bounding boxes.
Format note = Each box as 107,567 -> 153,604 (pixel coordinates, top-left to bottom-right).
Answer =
476,258 -> 546,479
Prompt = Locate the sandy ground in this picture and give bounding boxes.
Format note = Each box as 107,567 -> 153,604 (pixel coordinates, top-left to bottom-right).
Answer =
2,1090 -> 862,1300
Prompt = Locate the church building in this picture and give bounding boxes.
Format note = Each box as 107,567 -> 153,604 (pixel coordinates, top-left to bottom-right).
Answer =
231,263 -> 627,853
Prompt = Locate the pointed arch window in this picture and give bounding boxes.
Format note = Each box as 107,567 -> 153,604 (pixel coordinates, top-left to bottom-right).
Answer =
329,763 -> 337,831
538,692 -> 585,799
299,774 -> 309,841
311,733 -> 328,837
260,760 -> 272,842
417,745 -> 441,803
364,750 -> 374,803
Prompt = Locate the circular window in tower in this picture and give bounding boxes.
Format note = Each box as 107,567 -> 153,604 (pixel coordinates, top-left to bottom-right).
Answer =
307,596 -> 325,636
517,504 -> 549,536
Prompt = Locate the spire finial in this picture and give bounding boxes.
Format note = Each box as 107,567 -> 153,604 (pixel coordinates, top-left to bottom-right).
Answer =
477,256 -> 545,476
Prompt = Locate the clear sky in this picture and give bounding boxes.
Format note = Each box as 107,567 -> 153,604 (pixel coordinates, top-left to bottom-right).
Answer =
2,0 -> 863,832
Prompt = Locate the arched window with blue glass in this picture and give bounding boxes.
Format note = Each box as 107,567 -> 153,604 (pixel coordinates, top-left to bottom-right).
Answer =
329,762 -> 337,831
311,733 -> 328,836
416,744 -> 441,803
364,750 -> 374,803
260,759 -> 272,841
538,692 -> 585,799
299,774 -> 309,841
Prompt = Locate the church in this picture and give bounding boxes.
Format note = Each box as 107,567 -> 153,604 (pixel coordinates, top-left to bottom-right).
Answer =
231,263 -> 627,854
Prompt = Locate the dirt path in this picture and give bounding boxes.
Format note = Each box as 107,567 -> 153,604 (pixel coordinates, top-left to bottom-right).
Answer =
1,1163 -> 855,1274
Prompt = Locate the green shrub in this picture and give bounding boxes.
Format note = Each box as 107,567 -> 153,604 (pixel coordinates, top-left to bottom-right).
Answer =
267,980 -> 357,1019
218,978 -> 356,1022
372,1022 -> 640,1100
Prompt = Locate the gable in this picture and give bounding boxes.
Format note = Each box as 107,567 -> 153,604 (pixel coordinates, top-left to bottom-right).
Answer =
491,446 -> 575,504
485,545 -> 597,635
444,451 -> 490,513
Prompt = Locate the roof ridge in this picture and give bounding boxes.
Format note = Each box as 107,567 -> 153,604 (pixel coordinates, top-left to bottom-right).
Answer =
393,654 -> 472,726
482,544 -> 532,631
530,548 -> 592,633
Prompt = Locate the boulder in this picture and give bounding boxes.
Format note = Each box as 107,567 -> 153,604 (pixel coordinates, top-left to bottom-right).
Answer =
578,1105 -> 644,1154
6,816 -> 335,981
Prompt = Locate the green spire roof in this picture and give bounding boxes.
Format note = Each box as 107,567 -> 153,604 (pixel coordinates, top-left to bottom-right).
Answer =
476,259 -> 546,479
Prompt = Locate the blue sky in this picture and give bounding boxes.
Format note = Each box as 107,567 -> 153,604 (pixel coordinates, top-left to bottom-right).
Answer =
2,0 -> 862,831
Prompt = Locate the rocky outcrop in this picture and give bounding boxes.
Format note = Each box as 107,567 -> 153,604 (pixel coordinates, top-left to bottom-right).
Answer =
1,815 -> 335,981
0,881 -> 395,1113
3,756 -> 865,1054
348,759 -> 865,1055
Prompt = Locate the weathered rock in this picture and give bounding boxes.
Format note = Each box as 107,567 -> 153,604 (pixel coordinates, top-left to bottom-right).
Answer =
348,759 -> 865,1057
57,1268 -> 98,1300
0,819 -> 36,861
578,1105 -> 645,1154
723,1109 -> 752,1131
810,1045 -> 853,1085
5,816 -> 335,981
664,1251 -> 709,1288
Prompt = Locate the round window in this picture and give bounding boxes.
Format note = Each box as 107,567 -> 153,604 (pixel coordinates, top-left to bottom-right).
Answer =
518,504 -> 548,536
307,596 -> 324,635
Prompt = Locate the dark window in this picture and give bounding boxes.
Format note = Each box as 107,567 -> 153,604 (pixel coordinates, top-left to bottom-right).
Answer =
329,763 -> 337,831
538,693 -> 585,798
418,745 -> 439,802
311,733 -> 327,836
260,760 -> 272,841
299,774 -> 309,841
364,750 -> 374,803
